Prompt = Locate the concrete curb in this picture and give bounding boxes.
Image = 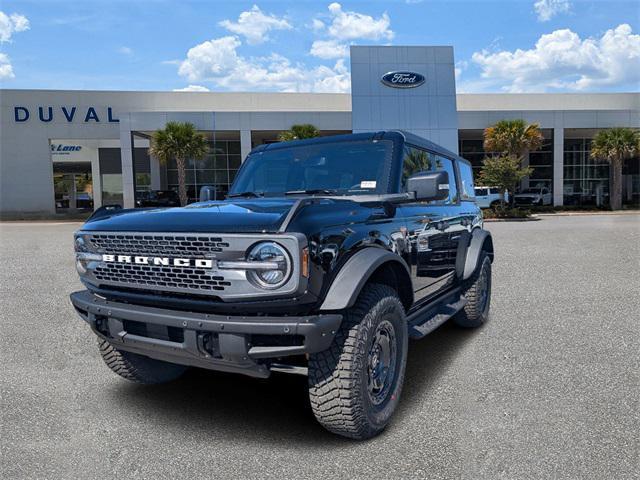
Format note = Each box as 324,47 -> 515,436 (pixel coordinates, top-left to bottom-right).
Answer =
484,217 -> 540,222
533,211 -> 640,217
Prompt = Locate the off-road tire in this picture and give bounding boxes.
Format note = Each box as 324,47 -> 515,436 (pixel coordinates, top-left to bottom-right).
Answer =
308,283 -> 408,440
98,339 -> 188,384
490,200 -> 501,209
455,251 -> 491,328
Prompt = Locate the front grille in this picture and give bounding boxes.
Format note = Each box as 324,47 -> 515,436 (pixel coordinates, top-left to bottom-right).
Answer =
88,233 -> 230,257
79,230 -> 302,300
85,232 -> 233,294
93,262 -> 231,292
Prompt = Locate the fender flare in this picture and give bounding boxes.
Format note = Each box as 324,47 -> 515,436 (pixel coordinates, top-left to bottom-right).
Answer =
462,229 -> 494,280
320,248 -> 411,311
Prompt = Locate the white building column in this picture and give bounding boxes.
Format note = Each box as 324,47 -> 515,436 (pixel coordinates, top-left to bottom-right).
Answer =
553,127 -> 564,206
240,129 -> 252,163
119,115 -> 136,208
91,148 -> 102,209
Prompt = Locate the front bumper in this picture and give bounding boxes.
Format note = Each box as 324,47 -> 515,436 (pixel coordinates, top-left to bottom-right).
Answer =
514,197 -> 538,205
70,290 -> 341,378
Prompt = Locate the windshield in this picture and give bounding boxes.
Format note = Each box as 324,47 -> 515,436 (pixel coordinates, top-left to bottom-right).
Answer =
229,140 -> 393,196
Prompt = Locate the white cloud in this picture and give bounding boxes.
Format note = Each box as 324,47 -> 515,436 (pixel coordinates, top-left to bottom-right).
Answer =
310,39 -> 348,59
0,11 -> 29,43
0,52 -> 14,79
219,5 -> 291,45
454,60 -> 468,80
310,19 -> 325,32
309,3 -> 393,59
325,3 -> 393,41
471,24 -> 640,92
534,0 -> 570,22
177,35 -> 350,93
118,46 -> 133,55
178,36 -> 243,81
173,85 -> 210,92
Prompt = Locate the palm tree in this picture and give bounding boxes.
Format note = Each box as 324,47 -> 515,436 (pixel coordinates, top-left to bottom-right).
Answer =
484,119 -> 544,159
149,122 -> 209,206
590,128 -> 640,210
278,124 -> 320,142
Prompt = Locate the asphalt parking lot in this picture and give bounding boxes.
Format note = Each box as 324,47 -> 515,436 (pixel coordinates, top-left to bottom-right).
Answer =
1,214 -> 638,479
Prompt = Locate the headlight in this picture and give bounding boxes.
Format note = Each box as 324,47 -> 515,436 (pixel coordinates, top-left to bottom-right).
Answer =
75,235 -> 87,252
246,242 -> 291,289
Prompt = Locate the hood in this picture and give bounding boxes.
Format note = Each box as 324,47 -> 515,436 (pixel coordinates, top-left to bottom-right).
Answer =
82,199 -> 298,233
81,196 -> 383,234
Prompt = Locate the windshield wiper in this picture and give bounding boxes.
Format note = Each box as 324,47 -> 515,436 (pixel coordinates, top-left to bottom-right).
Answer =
284,189 -> 338,196
227,191 -> 264,198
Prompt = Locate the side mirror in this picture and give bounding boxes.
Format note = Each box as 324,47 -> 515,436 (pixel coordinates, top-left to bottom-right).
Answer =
407,171 -> 449,201
199,185 -> 217,202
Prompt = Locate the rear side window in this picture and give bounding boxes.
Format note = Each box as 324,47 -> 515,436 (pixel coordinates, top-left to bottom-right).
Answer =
490,188 -> 500,194
458,162 -> 475,200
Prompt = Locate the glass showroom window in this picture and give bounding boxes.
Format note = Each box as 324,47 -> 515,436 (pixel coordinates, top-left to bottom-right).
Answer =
134,148 -> 151,192
166,139 -> 242,202
528,133 -> 553,190
563,138 -> 610,206
458,137 -> 487,180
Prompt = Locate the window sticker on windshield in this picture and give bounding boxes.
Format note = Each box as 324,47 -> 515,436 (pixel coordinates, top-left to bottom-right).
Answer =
360,181 -> 377,189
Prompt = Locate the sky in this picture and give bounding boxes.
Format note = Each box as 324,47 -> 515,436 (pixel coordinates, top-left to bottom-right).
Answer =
0,0 -> 638,93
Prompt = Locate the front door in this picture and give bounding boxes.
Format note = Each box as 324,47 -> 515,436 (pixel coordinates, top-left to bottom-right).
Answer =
52,162 -> 94,213
398,146 -> 467,310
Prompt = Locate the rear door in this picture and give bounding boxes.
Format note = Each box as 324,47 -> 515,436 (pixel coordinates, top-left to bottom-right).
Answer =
398,146 -> 468,309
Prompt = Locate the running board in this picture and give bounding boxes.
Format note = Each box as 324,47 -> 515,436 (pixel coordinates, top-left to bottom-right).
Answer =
407,293 -> 467,340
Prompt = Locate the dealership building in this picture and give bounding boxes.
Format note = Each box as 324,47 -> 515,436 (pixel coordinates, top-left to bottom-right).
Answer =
1,45 -> 638,216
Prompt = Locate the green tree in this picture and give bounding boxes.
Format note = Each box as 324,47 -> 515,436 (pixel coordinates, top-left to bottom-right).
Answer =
149,122 -> 209,206
278,124 -> 320,142
590,128 -> 640,210
478,155 -> 533,207
483,119 -> 544,158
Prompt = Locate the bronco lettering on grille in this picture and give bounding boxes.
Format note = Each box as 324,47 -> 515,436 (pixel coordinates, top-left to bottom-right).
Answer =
102,254 -> 214,269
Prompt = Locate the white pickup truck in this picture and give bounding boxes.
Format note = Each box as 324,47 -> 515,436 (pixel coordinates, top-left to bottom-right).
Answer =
514,187 -> 552,206
474,186 -> 508,209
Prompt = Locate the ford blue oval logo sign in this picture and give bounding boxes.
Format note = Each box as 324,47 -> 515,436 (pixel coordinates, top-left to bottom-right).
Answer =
381,71 -> 425,88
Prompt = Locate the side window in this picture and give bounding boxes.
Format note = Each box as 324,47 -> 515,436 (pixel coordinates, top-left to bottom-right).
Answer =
434,155 -> 458,204
458,162 -> 475,201
401,146 -> 435,189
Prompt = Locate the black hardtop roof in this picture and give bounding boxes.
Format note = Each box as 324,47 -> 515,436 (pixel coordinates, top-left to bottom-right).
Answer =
250,130 -> 471,166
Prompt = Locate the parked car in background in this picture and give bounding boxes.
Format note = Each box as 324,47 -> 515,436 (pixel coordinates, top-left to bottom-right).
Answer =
514,187 -> 552,206
135,190 -> 180,208
474,186 -> 508,209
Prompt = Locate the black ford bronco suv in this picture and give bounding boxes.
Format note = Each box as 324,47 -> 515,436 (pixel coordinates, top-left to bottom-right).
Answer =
70,131 -> 493,440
